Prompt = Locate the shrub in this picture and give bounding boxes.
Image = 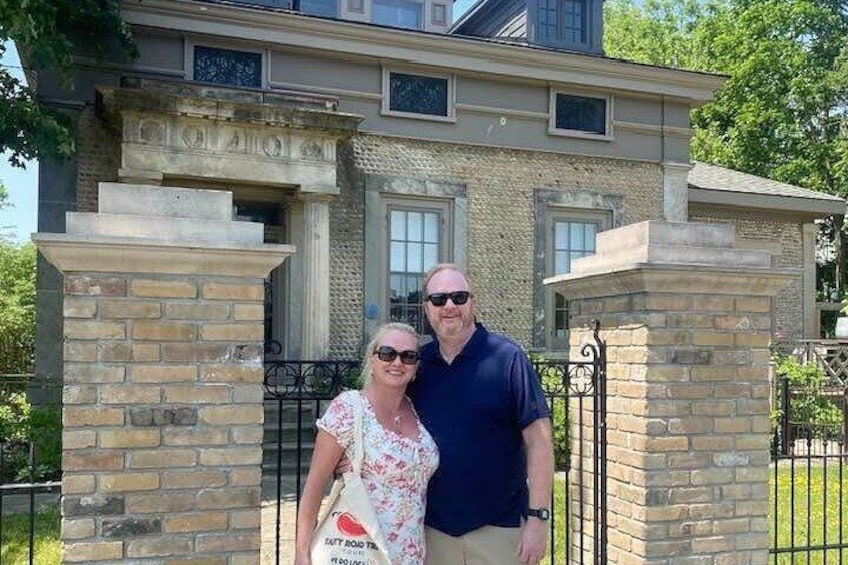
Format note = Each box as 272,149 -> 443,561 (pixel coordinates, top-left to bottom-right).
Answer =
0,390 -> 61,483
774,356 -> 844,440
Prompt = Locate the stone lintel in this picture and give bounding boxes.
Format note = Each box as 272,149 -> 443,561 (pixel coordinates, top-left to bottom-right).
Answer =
547,264 -> 798,301
98,83 -> 363,136
33,235 -> 293,278
298,187 -> 338,199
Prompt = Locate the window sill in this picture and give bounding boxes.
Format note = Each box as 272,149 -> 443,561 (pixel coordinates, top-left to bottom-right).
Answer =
547,128 -> 614,142
381,109 -> 457,123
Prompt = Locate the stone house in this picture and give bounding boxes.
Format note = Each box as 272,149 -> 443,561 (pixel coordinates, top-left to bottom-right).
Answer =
33,0 -> 844,390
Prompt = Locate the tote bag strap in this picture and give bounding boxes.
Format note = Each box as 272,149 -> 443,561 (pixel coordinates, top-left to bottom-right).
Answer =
350,392 -> 365,475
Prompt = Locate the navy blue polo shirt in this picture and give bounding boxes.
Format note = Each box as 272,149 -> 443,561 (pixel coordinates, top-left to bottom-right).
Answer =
408,324 -> 550,536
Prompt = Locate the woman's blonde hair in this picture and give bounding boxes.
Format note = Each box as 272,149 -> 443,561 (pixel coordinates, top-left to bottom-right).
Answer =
360,322 -> 419,387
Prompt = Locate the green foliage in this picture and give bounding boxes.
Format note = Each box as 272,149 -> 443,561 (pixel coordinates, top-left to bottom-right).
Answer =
774,356 -> 844,438
0,390 -> 61,482
0,241 -> 36,372
535,361 -> 569,471
0,0 -> 137,167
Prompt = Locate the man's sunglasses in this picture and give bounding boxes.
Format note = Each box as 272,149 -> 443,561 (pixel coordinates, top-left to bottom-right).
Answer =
425,291 -> 472,307
373,345 -> 420,365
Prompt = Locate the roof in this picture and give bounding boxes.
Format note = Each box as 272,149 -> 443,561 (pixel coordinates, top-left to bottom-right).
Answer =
688,161 -> 845,217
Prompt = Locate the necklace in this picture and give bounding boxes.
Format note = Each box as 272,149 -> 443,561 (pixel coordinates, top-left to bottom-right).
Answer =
365,391 -> 405,431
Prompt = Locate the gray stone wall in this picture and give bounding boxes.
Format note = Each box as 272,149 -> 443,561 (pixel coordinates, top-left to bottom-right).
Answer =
332,133 -> 663,351
690,210 -> 804,339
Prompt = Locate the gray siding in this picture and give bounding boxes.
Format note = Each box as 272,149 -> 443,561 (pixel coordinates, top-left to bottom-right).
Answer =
123,29 -> 690,163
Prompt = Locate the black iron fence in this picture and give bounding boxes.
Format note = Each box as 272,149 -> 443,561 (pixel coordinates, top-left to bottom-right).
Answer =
261,327 -> 607,564
771,341 -> 848,563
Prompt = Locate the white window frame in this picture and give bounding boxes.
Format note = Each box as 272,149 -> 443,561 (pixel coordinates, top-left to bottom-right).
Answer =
186,41 -> 268,89
548,88 -> 614,141
381,67 -> 457,123
545,208 -> 610,349
384,197 -> 454,334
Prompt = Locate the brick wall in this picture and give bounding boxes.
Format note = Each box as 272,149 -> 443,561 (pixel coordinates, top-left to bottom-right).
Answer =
61,273 -> 265,563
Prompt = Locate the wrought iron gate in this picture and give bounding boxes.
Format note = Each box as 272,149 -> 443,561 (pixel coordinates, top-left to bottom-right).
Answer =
262,326 -> 607,564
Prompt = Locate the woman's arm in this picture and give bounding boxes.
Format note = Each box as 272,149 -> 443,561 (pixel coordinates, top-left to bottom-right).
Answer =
294,429 -> 345,564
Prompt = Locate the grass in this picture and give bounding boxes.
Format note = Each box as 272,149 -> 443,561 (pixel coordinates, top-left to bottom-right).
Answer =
2,465 -> 847,565
541,464 -> 848,565
0,507 -> 60,565
771,463 -> 848,565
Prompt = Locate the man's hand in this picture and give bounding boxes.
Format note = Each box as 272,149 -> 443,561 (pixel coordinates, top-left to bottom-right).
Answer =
334,453 -> 352,476
516,518 -> 548,565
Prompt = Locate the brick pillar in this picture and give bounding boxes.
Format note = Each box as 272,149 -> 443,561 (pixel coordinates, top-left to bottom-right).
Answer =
547,221 -> 796,565
34,183 -> 294,564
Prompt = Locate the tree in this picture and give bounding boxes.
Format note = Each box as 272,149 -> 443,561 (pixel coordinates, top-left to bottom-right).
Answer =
0,0 -> 135,168
0,241 -> 36,358
605,0 -> 848,299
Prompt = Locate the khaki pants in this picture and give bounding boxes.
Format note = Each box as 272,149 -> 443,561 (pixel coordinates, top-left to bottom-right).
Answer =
424,525 -> 522,565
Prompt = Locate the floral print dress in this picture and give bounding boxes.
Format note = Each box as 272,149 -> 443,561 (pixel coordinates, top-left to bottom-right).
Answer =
317,390 -> 440,565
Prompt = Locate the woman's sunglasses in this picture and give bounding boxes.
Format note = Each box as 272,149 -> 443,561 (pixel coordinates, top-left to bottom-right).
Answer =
425,291 -> 472,307
373,345 -> 420,365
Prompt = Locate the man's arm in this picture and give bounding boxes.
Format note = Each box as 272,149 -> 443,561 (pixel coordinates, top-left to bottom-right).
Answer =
516,417 -> 554,564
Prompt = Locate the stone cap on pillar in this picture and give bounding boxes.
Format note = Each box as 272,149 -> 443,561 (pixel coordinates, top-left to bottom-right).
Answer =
545,220 -> 799,299
33,183 -> 295,277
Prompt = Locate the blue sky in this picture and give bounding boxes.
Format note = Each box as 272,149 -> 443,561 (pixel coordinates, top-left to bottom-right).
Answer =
0,0 -> 479,242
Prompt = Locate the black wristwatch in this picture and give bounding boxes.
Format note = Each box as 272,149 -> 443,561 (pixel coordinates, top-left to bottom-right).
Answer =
527,507 -> 550,521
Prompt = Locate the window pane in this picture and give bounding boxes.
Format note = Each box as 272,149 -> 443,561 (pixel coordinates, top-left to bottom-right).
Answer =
408,243 -> 423,272
406,275 -> 422,304
585,223 -> 597,251
554,251 -> 569,275
554,222 -> 568,250
389,73 -> 448,116
423,213 -> 439,243
390,210 -> 406,240
408,212 -> 423,242
390,242 -> 406,271
570,222 -> 584,251
423,243 -> 439,270
194,46 -> 261,88
301,0 -> 338,16
555,293 -> 568,337
373,0 -> 422,29
563,0 -> 587,43
555,93 -> 606,135
390,273 -> 405,299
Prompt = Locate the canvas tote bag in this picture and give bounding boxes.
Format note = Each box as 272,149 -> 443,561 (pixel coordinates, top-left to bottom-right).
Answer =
310,394 -> 392,565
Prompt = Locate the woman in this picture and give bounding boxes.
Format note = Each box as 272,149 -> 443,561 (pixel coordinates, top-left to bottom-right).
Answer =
294,322 -> 440,565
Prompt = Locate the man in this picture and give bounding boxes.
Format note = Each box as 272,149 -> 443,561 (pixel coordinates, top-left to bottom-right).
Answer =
408,263 -> 554,565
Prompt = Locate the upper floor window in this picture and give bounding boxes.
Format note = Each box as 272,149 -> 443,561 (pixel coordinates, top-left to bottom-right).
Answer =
382,69 -> 456,121
373,0 -> 423,29
193,46 -> 262,88
535,0 -> 587,47
300,0 -> 339,17
549,91 -> 612,139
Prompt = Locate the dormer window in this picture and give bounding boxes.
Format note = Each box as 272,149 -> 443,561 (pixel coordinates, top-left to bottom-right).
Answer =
527,0 -> 602,53
301,0 -> 339,16
373,0 -> 423,29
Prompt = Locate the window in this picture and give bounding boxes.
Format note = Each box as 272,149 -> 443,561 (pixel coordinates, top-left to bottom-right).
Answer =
300,0 -> 338,17
432,3 -> 447,25
373,0 -> 422,29
549,91 -> 612,139
541,210 -> 610,348
388,205 -> 448,333
535,0 -> 587,47
382,70 -> 455,121
193,46 -> 262,88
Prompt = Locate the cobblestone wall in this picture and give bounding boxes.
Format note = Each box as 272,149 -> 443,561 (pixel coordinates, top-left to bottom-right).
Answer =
690,210 -> 805,338
331,134 -> 663,351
